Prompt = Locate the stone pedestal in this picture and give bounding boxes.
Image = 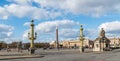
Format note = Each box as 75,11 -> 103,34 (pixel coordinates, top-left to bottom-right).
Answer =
29,48 -> 35,54
79,47 -> 84,52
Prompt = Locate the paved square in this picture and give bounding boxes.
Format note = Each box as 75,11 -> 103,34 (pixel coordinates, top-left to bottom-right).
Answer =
0,49 -> 120,61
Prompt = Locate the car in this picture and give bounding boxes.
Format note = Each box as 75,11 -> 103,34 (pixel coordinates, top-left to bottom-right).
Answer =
103,47 -> 112,51
43,47 -> 47,50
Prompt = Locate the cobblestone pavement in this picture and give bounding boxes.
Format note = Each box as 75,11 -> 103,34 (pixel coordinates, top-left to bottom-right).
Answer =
0,48 -> 120,61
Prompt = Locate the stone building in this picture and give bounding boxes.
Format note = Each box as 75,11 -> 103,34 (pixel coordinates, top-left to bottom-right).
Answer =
93,28 -> 110,51
49,41 -> 56,48
109,38 -> 120,48
49,38 -> 93,49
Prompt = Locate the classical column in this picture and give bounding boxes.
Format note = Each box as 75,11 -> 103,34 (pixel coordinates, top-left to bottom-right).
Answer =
28,20 -> 37,54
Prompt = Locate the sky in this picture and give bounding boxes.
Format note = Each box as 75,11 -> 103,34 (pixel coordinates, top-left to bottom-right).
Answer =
0,0 -> 120,43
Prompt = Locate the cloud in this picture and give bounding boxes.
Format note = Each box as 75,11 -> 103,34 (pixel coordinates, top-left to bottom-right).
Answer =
99,21 -> 120,33
0,24 -> 14,39
23,20 -> 80,42
0,0 -> 120,19
83,21 -> 120,40
84,29 -> 99,40
7,0 -> 32,5
4,4 -> 49,19
33,0 -> 120,17
81,21 -> 120,40
23,22 -> 30,26
35,20 -> 80,33
0,2 -> 62,20
0,7 -> 9,20
23,20 -> 120,41
59,29 -> 79,38
24,20 -> 119,41
97,20 -> 120,38
22,30 -> 29,40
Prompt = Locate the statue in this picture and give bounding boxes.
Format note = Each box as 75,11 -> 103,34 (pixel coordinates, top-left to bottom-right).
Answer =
99,28 -> 105,38
17,41 -> 22,52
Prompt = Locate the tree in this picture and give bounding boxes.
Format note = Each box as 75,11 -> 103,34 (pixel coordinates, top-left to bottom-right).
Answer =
0,41 -> 7,49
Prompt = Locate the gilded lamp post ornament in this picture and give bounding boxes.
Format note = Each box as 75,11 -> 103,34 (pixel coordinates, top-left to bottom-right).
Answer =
79,25 -> 84,52
28,20 -> 37,54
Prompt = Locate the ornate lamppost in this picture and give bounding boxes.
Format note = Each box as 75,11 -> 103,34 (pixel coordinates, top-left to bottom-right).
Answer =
79,25 -> 84,52
28,20 -> 37,54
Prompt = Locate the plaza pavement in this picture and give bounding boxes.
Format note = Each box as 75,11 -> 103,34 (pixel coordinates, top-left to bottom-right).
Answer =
0,48 -> 120,61
0,49 -> 43,60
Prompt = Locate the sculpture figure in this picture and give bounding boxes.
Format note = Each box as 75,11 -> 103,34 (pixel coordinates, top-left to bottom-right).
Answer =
99,28 -> 105,38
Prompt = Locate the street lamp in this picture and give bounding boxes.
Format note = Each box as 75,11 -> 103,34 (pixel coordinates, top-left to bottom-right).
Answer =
79,25 -> 84,52
28,20 -> 37,54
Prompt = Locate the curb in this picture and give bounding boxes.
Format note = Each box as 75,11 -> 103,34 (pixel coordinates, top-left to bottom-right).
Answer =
0,55 -> 44,60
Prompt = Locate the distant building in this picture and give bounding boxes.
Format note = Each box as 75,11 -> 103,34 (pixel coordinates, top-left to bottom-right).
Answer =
50,39 -> 93,49
109,38 -> 120,48
62,39 -> 92,48
49,41 -> 56,48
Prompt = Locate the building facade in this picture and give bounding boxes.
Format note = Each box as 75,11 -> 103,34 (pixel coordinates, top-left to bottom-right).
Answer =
109,38 -> 120,48
49,38 -> 93,49
61,39 -> 92,48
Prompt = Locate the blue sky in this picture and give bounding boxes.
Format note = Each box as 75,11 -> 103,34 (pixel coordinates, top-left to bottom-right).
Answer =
0,0 -> 120,43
